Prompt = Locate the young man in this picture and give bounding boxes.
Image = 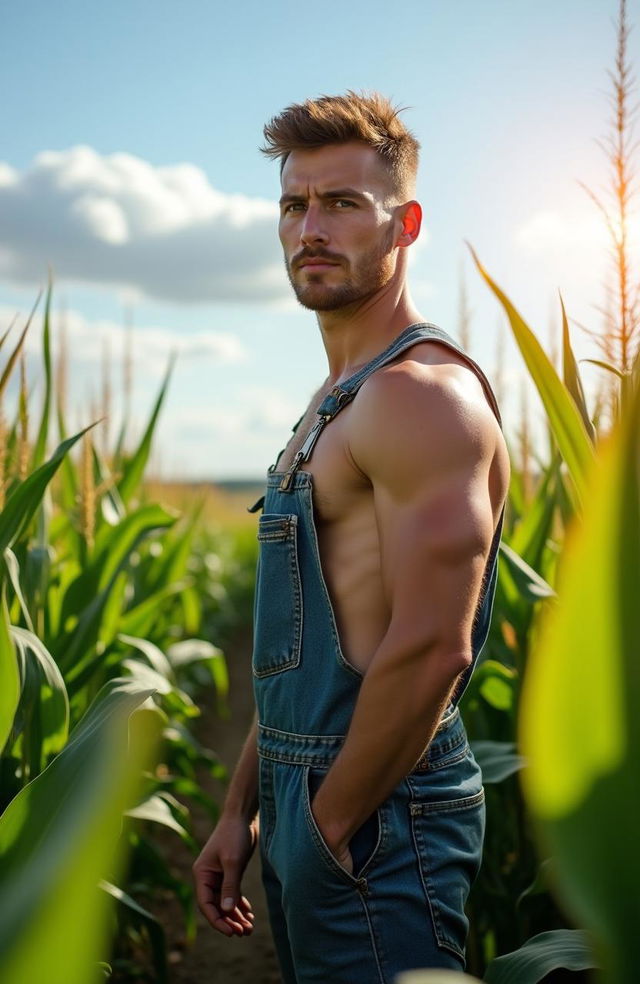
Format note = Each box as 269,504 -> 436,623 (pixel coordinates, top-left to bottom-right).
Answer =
193,91 -> 510,983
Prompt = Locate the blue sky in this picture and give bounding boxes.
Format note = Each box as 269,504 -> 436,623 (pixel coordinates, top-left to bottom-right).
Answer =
1,0 -> 638,478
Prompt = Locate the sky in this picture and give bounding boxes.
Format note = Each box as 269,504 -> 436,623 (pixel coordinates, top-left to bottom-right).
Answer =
1,0 -> 638,480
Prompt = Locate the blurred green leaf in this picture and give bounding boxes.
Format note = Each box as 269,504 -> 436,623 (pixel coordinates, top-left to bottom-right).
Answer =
0,678 -> 162,984
484,929 -> 597,983
520,358 -> 640,980
99,880 -> 167,983
470,741 -> 525,783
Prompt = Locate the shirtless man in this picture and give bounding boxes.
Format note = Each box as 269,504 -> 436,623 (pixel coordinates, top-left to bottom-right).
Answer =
193,91 -> 510,983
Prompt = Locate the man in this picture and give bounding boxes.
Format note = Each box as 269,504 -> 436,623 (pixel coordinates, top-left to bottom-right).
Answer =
193,91 -> 510,983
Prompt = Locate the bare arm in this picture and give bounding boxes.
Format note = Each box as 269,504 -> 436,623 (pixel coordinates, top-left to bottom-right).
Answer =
192,711 -> 260,936
222,711 -> 260,820
311,365 -> 508,864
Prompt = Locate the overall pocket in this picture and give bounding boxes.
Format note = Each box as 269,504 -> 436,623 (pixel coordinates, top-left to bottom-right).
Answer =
408,746 -> 486,962
253,513 -> 303,678
303,766 -> 384,885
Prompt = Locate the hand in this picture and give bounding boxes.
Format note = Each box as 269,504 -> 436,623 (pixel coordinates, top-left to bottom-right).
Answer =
192,813 -> 259,937
311,796 -> 353,874
330,840 -> 354,875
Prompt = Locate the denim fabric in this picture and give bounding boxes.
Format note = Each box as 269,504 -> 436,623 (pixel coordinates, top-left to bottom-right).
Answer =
251,323 -> 504,983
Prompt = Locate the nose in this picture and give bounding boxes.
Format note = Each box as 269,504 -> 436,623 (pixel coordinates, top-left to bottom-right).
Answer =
299,205 -> 328,246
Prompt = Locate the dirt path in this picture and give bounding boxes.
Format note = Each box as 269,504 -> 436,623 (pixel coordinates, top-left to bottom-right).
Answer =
157,626 -> 282,984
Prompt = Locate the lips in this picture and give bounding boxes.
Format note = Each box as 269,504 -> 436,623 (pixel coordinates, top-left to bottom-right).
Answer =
298,259 -> 338,269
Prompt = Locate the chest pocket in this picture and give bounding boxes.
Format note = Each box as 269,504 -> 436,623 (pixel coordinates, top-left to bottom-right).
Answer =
252,513 -> 303,678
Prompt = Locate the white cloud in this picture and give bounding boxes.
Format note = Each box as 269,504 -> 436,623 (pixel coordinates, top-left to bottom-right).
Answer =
0,304 -> 247,381
0,146 -> 287,304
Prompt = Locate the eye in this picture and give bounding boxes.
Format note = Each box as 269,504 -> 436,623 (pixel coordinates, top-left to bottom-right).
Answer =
283,201 -> 305,214
333,199 -> 355,208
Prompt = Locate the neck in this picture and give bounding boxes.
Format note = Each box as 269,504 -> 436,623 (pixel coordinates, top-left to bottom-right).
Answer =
316,279 -> 425,384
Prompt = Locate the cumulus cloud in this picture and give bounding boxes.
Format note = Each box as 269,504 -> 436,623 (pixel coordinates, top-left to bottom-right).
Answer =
0,146 -> 287,303
0,304 -> 247,381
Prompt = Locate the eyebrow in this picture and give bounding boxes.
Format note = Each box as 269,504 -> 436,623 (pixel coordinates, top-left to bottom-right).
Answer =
278,187 -> 368,206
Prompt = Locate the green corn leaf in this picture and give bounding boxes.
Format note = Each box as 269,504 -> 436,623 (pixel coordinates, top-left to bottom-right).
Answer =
97,569 -> 129,654
498,542 -> 556,601
125,791 -> 194,846
470,740 -> 526,783
118,633 -> 174,680
0,586 -> 21,756
509,452 -> 561,579
467,244 -> 595,507
3,546 -> 35,634
180,584 -> 203,635
116,579 -> 192,639
92,502 -> 179,593
0,426 -> 95,560
92,442 -> 127,527
0,291 -> 41,401
471,659 -> 517,713
11,625 -> 69,765
56,507 -> 179,672
484,929 -> 597,983
146,507 -> 202,593
167,638 -> 228,706
0,678 -> 163,984
516,858 -> 554,909
32,277 -> 54,469
519,354 -> 640,980
560,293 -> 596,443
395,972 -> 483,983
581,358 -> 625,380
54,385 -> 79,517
116,353 -> 177,506
99,880 -> 167,983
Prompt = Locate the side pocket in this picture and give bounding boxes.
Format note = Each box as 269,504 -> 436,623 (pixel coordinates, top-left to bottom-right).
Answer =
253,513 -> 303,678
304,767 -> 383,884
409,788 -> 486,961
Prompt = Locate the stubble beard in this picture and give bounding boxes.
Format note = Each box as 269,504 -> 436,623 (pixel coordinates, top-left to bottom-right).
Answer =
286,232 -> 396,313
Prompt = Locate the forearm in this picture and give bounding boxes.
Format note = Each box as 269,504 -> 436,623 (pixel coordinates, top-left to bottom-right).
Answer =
221,711 -> 260,822
312,640 -> 469,848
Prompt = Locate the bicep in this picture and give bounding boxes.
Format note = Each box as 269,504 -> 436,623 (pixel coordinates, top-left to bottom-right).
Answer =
373,467 -> 494,659
350,369 -> 498,662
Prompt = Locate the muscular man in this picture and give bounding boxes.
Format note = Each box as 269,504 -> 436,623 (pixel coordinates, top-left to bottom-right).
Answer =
193,91 -> 510,983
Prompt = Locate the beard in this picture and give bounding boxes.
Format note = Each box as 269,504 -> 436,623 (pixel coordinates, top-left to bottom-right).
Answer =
285,229 -> 396,312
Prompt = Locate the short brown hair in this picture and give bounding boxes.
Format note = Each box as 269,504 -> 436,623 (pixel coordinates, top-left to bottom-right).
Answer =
261,90 -> 420,199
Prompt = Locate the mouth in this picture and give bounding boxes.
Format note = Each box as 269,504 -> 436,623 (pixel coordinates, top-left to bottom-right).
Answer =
297,259 -> 339,271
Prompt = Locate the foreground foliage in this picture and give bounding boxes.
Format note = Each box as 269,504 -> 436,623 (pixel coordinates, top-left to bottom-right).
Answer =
0,287 -> 242,981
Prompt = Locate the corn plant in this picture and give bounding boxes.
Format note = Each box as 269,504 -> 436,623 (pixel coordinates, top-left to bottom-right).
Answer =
0,286 -> 232,980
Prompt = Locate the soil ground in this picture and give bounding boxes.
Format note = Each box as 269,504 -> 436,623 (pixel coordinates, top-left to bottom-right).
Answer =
153,625 -> 282,984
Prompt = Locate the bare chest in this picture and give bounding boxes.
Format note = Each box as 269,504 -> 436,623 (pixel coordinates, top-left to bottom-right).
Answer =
273,392 -> 368,522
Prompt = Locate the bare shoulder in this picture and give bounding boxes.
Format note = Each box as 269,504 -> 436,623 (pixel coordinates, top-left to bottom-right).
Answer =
348,351 -> 509,495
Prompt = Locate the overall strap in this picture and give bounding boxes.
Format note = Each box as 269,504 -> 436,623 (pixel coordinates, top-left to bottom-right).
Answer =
277,322 -> 503,492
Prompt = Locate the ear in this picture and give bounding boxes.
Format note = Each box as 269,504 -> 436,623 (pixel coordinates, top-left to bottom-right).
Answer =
396,201 -> 422,247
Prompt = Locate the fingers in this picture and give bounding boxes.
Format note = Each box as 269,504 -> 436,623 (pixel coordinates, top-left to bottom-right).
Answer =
194,867 -> 255,937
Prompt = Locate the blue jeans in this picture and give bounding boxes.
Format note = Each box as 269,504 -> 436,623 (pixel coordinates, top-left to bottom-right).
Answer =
250,323 -> 502,983
257,708 -> 485,983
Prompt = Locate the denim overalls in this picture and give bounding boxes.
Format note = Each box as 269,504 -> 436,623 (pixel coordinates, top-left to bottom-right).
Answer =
248,322 -> 505,983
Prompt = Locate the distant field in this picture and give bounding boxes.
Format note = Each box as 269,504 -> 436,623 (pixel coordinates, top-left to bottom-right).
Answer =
142,479 -> 265,529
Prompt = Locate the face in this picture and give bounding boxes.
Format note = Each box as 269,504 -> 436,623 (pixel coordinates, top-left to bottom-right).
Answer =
278,142 -> 403,312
